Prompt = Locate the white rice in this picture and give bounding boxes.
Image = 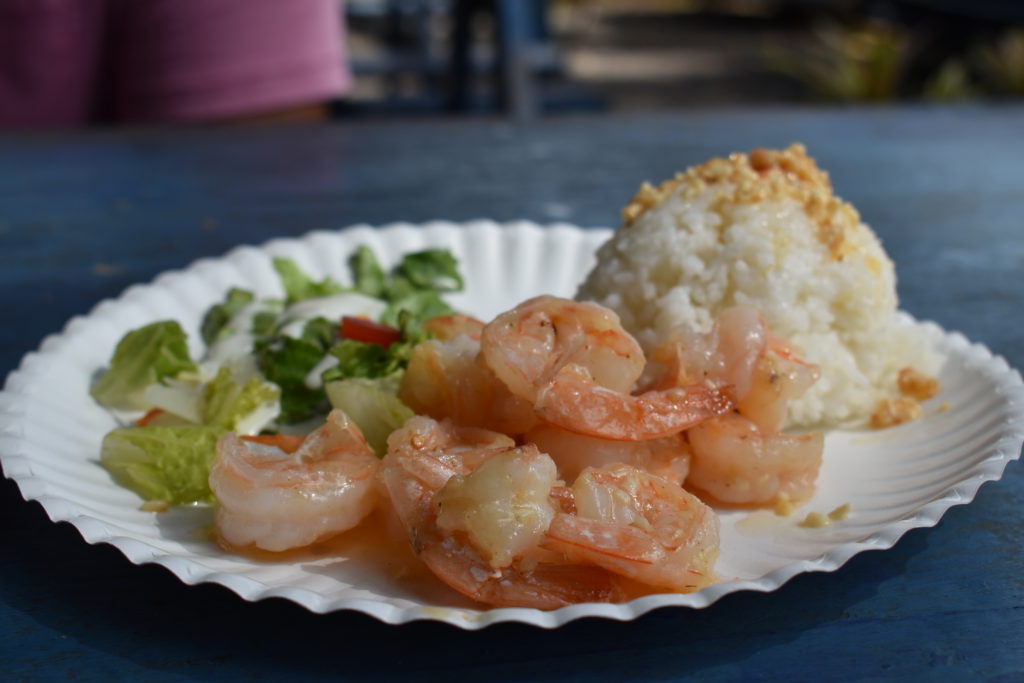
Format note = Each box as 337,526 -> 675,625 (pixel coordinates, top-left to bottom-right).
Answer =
576,144 -> 942,429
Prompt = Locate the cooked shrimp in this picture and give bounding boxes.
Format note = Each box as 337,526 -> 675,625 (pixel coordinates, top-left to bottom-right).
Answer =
646,306 -> 766,395
210,409 -> 379,552
382,415 -> 515,493
480,295 -> 646,403
380,416 -> 622,608
433,447 -> 558,568
408,532 -> 624,609
481,296 -> 732,439
536,364 -> 733,440
647,307 -> 818,432
736,335 -> 820,433
398,335 -> 538,436
542,464 -> 719,592
422,313 -> 485,341
686,412 -> 823,506
645,308 -> 823,507
524,424 -> 692,484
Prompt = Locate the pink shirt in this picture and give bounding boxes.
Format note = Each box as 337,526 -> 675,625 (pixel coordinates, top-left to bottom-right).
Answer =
0,0 -> 351,127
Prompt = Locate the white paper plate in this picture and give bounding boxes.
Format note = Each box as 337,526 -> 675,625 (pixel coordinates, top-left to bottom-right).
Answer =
2,220 -> 1023,630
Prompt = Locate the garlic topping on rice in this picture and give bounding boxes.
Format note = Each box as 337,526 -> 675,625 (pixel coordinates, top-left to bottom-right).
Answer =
576,143 -> 941,429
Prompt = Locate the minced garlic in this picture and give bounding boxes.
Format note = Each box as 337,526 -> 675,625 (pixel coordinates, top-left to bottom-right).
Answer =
897,367 -> 941,401
620,143 -> 864,264
799,503 -> 851,528
871,397 -> 923,429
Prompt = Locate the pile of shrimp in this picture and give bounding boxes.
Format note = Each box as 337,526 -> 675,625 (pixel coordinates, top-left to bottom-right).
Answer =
208,296 -> 824,609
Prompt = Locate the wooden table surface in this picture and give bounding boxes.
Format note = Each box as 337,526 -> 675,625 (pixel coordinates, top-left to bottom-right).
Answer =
2,105 -> 1022,681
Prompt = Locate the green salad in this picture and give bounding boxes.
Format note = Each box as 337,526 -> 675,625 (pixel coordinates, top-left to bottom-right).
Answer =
91,246 -> 464,507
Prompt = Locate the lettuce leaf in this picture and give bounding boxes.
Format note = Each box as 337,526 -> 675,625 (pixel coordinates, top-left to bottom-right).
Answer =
90,321 -> 197,411
99,365 -> 279,506
200,288 -> 254,346
271,248 -> 464,332
100,425 -> 225,504
348,245 -> 387,298
143,375 -> 205,423
325,376 -> 413,457
202,366 -> 280,434
323,340 -> 399,381
254,317 -> 338,423
380,289 -> 456,329
255,338 -> 325,423
250,310 -> 280,338
299,316 -> 338,349
273,257 -> 344,304
396,249 -> 464,291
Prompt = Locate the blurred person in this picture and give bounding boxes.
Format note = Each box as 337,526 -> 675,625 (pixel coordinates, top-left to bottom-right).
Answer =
0,0 -> 350,128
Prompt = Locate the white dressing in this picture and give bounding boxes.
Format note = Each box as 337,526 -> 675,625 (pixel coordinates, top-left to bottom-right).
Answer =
305,354 -> 340,391
205,301 -> 278,364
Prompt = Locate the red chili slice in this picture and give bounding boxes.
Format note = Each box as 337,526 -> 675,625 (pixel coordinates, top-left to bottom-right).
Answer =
340,316 -> 401,348
135,408 -> 165,427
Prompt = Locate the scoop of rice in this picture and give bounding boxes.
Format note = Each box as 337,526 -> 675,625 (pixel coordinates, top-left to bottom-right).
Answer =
576,143 -> 941,429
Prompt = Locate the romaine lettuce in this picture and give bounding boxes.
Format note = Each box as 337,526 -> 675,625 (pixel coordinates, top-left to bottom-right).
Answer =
100,425 -> 225,505
90,321 -> 197,410
143,375 -> 205,423
325,376 -> 413,457
202,366 -> 280,434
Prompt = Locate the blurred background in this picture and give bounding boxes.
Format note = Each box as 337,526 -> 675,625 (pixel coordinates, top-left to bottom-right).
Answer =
2,0 -> 1023,128
339,0 -> 1024,119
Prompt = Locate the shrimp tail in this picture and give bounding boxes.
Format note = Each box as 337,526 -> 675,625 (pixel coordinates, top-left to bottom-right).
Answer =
419,533 -> 624,609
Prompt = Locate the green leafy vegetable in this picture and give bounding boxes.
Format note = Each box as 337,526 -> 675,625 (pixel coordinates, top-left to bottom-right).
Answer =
323,340 -> 398,381
349,245 -> 387,298
100,425 -> 225,504
325,376 -> 414,457
90,321 -> 197,411
143,376 -> 205,423
255,337 -> 327,423
92,246 -> 471,509
381,290 -> 456,329
202,366 -> 280,433
273,257 -> 344,304
324,310 -> 430,383
255,318 -> 339,423
396,249 -> 464,291
376,249 -> 463,328
299,316 -> 338,349
250,310 -> 280,338
388,310 -> 431,365
200,288 -> 255,346
270,247 -> 464,332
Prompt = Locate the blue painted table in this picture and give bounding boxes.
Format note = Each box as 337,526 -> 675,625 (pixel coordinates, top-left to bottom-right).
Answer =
2,106 -> 1022,681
